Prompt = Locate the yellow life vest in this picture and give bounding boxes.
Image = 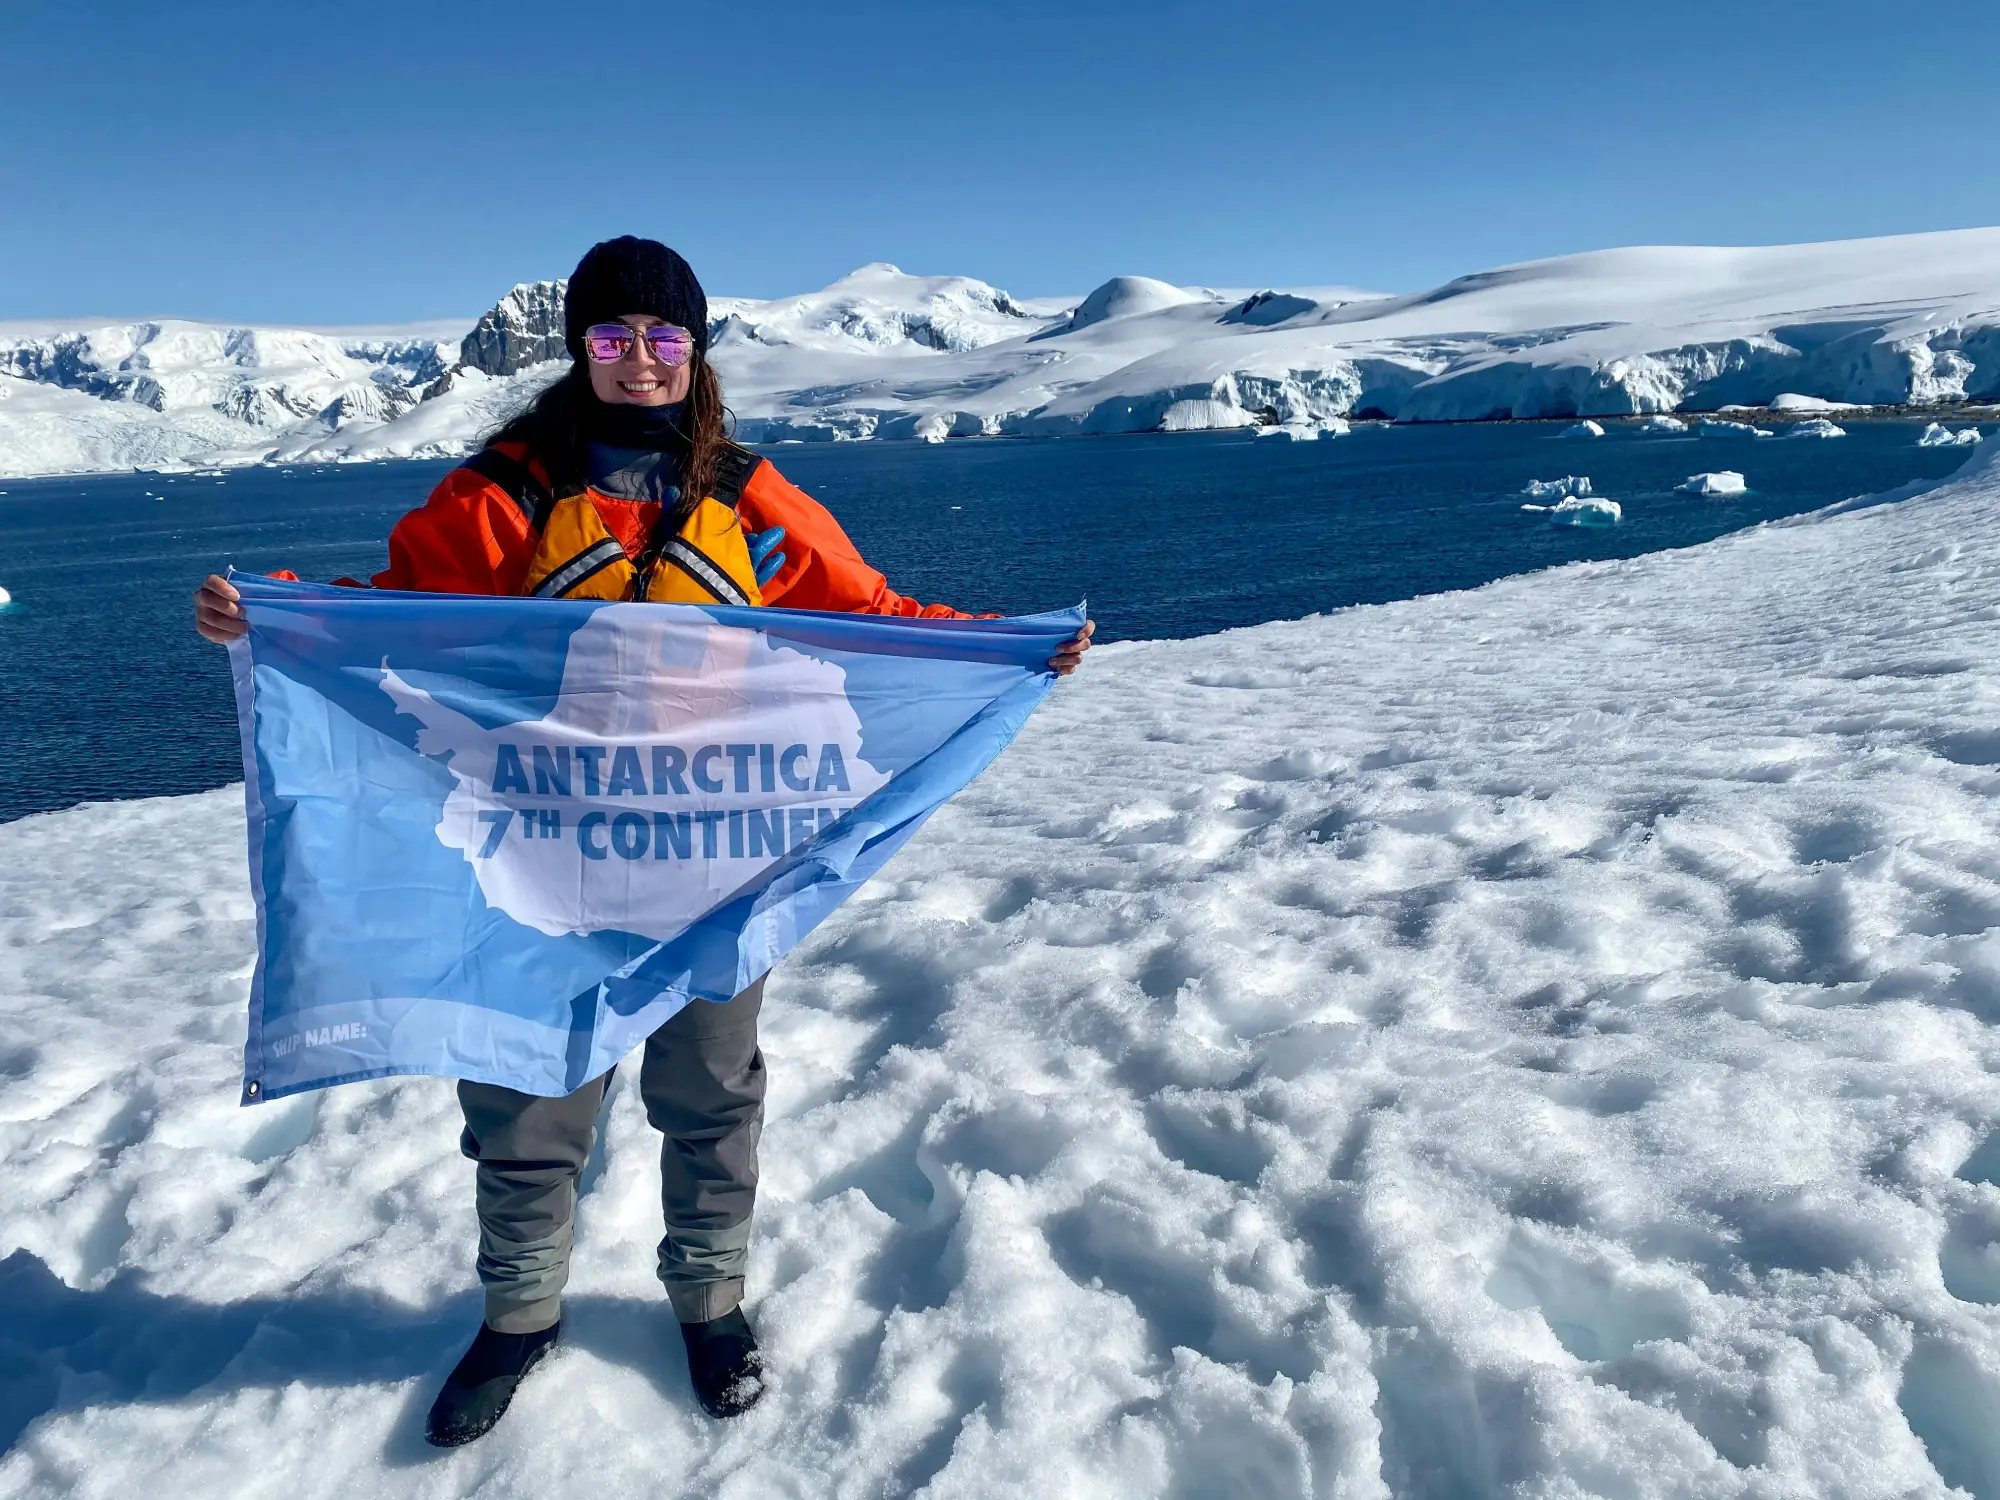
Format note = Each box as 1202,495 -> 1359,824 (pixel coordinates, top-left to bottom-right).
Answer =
521,492 -> 765,606
462,439 -> 767,607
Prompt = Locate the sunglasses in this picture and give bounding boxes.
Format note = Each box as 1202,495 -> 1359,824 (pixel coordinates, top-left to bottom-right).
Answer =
582,322 -> 697,366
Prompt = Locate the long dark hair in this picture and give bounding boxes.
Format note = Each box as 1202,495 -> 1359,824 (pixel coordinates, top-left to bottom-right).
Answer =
486,354 -> 731,519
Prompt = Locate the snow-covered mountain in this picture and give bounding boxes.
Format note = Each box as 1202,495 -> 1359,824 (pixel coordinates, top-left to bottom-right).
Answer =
5,228 -> 1999,477
0,319 -> 458,476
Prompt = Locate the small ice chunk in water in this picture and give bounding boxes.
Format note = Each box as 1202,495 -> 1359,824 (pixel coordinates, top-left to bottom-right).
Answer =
1918,422 -> 1983,448
1546,496 -> 1622,526
1523,476 -> 1593,499
1562,420 -> 1606,438
1677,471 -> 1748,496
1698,418 -> 1774,438
0,585 -> 10,606
1638,415 -> 1688,432
1252,420 -> 1348,441
1786,418 -> 1846,438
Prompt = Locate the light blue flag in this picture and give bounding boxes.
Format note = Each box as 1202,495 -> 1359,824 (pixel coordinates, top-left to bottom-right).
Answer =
226,574 -> 1081,1105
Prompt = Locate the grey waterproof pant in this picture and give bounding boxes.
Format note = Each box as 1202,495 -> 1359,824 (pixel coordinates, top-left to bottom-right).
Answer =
457,978 -> 766,1333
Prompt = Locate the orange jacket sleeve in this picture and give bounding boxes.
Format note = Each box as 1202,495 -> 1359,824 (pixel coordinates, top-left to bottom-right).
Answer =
371,462 -> 537,595
736,460 -> 973,619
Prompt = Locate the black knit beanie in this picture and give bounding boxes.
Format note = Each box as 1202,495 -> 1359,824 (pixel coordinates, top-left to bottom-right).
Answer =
563,237 -> 710,361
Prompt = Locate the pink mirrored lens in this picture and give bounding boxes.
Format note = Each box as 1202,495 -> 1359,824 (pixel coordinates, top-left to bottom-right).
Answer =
583,325 -> 635,362
642,326 -> 695,366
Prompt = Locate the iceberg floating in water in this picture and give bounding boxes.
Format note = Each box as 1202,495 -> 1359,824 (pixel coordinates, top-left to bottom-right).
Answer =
1698,418 -> 1774,439
1523,475 -> 1593,499
1637,415 -> 1688,432
1544,495 -> 1622,526
1252,419 -> 1349,441
1786,418 -> 1846,438
0,585 -> 10,606
1677,471 -> 1748,497
1918,422 -> 1983,448
1561,420 -> 1606,438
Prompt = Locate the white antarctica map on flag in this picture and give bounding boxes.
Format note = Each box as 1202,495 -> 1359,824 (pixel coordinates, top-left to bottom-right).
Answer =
379,605 -> 890,940
229,575 -> 1080,1102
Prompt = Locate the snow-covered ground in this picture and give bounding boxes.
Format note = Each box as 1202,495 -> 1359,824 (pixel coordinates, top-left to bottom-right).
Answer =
5,229 -> 2000,477
8,443 -> 2000,1495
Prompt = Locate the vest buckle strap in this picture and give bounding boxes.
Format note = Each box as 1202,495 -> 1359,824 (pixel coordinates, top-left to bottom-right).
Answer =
462,446 -> 555,530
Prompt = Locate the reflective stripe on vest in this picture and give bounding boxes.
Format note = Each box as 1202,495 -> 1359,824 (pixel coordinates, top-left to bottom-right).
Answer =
520,494 -> 765,607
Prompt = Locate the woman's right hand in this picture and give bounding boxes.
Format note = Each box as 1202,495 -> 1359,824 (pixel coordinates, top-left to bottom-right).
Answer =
194,574 -> 247,643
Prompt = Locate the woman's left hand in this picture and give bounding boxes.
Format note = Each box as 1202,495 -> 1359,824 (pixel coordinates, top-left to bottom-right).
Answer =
746,526 -> 787,587
1050,619 -> 1095,677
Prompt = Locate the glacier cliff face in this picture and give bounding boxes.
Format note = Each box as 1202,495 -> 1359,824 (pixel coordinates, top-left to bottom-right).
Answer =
4,230 -> 2000,476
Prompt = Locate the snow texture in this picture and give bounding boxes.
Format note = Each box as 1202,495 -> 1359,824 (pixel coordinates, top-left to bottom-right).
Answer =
1678,471 -> 1749,497
14,447 -> 2000,1495
9,228 -> 2000,475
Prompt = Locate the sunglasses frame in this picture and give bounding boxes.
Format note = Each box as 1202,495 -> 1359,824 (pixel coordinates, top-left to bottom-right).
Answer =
581,322 -> 697,366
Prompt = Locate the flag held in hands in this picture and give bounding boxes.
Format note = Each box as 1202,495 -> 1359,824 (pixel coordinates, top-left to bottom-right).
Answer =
227,575 -> 1079,1104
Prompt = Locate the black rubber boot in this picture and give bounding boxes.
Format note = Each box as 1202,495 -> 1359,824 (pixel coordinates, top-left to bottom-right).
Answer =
425,1321 -> 561,1447
680,1308 -> 766,1418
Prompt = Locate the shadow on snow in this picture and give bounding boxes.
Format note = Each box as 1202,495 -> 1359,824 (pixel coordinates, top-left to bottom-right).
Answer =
0,1249 -> 695,1464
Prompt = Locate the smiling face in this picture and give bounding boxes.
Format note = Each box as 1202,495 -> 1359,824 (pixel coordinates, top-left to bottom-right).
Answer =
585,313 -> 695,406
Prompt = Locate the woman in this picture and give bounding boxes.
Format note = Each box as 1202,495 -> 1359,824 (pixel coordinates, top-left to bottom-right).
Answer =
194,237 -> 1092,1445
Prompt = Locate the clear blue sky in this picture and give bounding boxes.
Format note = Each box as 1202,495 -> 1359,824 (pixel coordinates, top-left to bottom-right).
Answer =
4,0 -> 1995,325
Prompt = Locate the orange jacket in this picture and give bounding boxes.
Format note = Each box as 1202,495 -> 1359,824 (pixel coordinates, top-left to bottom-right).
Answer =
369,441 -> 972,619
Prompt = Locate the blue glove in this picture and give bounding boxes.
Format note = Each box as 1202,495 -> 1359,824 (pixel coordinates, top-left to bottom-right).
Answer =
746,525 -> 787,587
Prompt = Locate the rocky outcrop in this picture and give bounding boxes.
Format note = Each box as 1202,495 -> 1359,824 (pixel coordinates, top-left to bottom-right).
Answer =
1220,291 -> 1317,326
457,280 -> 569,377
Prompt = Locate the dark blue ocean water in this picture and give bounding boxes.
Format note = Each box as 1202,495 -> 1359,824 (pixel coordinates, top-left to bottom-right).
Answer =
0,421 -> 1979,823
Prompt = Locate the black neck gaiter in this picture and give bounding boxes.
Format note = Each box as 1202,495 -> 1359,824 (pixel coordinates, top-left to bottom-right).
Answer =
582,397 -> 689,451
